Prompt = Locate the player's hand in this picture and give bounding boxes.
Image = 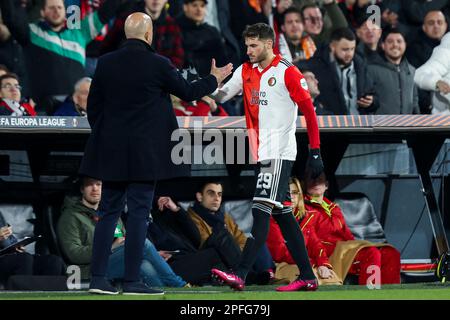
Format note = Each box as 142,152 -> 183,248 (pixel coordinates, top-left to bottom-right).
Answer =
210,59 -> 233,85
306,148 -> 324,179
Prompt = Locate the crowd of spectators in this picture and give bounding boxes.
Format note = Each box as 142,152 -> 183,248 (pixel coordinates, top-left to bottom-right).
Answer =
0,0 -> 449,116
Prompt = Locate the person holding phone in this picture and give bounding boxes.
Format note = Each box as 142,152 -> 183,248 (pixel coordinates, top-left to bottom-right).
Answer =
297,27 -> 377,115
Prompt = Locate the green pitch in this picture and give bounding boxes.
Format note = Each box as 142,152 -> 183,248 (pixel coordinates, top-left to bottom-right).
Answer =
1,283 -> 450,300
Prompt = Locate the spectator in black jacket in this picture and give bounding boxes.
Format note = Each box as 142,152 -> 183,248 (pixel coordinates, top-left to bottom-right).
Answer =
401,0 -> 449,32
176,0 -> 228,77
147,197 -> 228,286
407,10 -> 448,68
297,27 -> 376,115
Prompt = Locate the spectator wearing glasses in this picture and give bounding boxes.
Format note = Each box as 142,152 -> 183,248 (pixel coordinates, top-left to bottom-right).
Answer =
0,73 -> 35,116
301,0 -> 348,47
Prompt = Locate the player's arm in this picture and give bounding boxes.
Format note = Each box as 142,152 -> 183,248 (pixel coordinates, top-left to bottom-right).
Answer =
285,66 -> 324,178
212,65 -> 243,103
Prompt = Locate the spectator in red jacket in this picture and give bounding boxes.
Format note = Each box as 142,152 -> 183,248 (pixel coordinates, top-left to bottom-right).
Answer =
301,171 -> 401,285
266,177 -> 337,283
0,73 -> 35,116
268,174 -> 401,285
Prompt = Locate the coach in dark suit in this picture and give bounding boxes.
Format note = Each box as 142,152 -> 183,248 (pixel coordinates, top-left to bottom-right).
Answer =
79,12 -> 233,295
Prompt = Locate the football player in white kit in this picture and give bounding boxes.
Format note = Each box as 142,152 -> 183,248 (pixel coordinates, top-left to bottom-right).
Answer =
211,23 -> 324,291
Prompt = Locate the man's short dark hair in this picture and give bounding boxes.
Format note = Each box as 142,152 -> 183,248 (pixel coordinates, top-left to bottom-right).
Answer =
242,23 -> 275,43
330,27 -> 356,42
41,0 -> 65,9
0,73 -> 19,87
79,176 -> 101,190
282,7 -> 303,25
381,27 -> 405,43
196,180 -> 223,194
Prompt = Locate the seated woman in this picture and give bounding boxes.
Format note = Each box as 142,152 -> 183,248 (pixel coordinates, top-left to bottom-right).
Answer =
301,172 -> 401,285
266,177 -> 341,285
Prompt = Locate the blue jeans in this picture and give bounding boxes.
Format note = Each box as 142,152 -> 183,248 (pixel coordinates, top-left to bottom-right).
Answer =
106,239 -> 186,287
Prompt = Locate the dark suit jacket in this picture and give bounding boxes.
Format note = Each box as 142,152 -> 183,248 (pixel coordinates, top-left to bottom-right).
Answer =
79,39 -> 218,181
297,46 -> 377,115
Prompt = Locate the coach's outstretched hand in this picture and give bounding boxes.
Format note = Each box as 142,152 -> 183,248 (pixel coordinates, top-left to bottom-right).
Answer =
210,59 -> 233,85
306,148 -> 324,179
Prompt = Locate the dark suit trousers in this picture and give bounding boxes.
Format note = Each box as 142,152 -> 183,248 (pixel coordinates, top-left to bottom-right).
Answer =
90,181 -> 155,282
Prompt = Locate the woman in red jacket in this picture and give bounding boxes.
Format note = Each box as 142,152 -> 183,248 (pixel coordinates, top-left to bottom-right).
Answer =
301,172 -> 401,285
267,177 -> 339,284
267,175 -> 401,285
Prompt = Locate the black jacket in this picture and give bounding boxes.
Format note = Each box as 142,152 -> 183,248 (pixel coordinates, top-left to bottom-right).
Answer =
148,207 -> 201,253
79,39 -> 218,181
176,14 -> 227,77
297,46 -> 376,115
406,29 -> 442,68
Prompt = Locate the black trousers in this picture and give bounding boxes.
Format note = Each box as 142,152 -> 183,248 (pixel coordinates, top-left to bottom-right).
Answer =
0,252 -> 66,284
90,181 -> 155,283
168,248 -> 226,286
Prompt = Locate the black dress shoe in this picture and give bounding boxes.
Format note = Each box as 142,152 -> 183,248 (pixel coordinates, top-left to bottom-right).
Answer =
88,277 -> 119,295
122,281 -> 164,295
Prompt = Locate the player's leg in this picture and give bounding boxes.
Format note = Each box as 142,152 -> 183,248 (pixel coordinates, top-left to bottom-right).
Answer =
272,162 -> 318,292
212,159 -> 282,290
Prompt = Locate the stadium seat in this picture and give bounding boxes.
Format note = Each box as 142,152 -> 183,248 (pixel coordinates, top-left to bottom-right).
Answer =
334,192 -> 387,243
334,192 -> 386,285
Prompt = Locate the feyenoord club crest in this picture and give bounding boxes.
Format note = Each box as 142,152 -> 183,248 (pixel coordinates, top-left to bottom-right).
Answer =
268,77 -> 276,86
